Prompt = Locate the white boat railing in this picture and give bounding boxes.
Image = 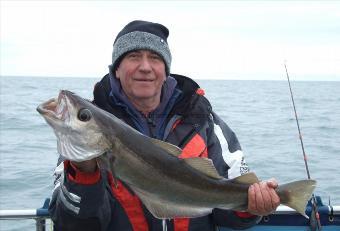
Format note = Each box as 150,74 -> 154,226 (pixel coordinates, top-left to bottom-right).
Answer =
4,205 -> 339,218
275,205 -> 340,215
0,197 -> 339,230
0,198 -> 51,231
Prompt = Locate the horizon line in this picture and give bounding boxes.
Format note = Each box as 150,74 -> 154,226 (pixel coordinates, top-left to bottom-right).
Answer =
0,75 -> 339,82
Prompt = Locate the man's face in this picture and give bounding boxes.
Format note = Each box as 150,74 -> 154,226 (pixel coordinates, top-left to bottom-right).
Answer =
115,50 -> 166,104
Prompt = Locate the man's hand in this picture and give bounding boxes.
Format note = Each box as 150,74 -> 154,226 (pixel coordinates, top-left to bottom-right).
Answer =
71,159 -> 98,173
247,178 -> 280,216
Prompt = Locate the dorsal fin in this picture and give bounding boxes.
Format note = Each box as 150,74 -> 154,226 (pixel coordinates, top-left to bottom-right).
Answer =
184,157 -> 224,180
150,138 -> 182,157
231,172 -> 259,184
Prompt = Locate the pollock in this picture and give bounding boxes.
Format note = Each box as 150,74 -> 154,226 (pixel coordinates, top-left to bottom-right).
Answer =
37,90 -> 316,219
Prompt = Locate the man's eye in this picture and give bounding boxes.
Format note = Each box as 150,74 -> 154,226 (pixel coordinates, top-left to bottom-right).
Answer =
151,55 -> 162,60
127,53 -> 139,58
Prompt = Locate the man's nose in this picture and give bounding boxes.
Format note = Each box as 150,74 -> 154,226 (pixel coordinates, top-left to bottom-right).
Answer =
138,56 -> 152,72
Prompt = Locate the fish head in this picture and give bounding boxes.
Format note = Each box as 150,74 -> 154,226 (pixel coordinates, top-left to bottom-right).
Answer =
37,90 -> 111,161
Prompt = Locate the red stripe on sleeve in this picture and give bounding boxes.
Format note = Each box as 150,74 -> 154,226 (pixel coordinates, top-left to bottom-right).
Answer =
64,160 -> 101,185
174,218 -> 190,231
234,211 -> 256,218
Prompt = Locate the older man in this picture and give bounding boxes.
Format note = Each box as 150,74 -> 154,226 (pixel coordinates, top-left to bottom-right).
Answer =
49,20 -> 280,231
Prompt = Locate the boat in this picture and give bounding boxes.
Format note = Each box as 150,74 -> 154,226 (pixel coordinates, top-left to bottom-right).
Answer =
0,196 -> 339,231
222,196 -> 340,231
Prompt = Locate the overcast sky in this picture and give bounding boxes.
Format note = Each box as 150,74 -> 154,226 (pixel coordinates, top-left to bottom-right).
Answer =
1,1 -> 339,80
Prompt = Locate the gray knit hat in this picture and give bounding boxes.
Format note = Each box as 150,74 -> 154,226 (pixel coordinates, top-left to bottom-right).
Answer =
112,20 -> 172,75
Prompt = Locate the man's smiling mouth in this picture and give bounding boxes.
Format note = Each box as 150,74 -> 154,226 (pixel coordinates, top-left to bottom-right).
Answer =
134,78 -> 154,82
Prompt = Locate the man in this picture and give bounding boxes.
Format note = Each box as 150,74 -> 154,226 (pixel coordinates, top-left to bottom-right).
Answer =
49,20 -> 280,231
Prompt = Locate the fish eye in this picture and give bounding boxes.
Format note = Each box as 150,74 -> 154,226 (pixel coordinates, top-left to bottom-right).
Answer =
77,108 -> 92,122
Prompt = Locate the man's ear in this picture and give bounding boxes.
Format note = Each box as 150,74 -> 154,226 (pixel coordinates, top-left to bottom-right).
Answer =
115,68 -> 120,79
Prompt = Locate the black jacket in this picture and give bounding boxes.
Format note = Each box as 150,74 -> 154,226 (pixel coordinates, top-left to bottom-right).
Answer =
49,73 -> 261,231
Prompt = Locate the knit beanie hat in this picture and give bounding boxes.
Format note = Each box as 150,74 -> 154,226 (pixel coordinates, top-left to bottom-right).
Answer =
112,20 -> 172,76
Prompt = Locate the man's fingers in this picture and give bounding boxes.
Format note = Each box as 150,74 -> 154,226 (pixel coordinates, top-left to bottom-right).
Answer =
266,178 -> 280,209
71,159 -> 98,173
248,185 -> 257,212
266,178 -> 278,188
247,180 -> 281,216
269,187 -> 281,208
254,183 -> 265,213
260,182 -> 273,212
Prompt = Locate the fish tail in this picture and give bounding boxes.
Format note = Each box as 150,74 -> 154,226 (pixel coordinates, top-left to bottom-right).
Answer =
277,179 -> 317,218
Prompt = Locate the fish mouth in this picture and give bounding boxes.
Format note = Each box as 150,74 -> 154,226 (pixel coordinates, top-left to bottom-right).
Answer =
37,91 -> 69,122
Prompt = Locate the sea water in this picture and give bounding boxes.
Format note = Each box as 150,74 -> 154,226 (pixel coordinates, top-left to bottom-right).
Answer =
0,76 -> 339,230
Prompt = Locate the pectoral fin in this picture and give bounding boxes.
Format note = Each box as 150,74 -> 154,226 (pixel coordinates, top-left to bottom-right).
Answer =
98,151 -> 119,188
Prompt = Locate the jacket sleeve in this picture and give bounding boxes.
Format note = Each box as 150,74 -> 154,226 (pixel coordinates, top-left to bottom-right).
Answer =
48,159 -> 112,231
207,111 -> 262,229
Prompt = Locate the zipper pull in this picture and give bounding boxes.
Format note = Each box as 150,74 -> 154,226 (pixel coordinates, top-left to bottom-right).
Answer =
146,115 -> 156,127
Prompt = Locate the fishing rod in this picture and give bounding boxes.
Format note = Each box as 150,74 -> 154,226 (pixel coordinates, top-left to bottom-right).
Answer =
284,63 -> 311,179
284,63 -> 322,230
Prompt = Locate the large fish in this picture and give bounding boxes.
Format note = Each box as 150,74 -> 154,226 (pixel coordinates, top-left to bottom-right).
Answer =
37,90 -> 316,219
